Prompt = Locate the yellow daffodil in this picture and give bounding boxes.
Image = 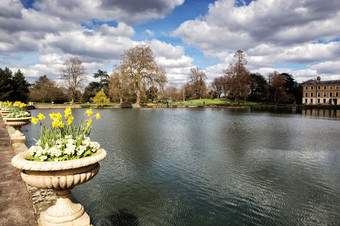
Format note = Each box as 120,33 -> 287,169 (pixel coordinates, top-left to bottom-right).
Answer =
56,112 -> 62,121
31,117 -> 38,124
19,103 -> 26,108
64,108 -> 72,118
86,109 -> 93,117
49,113 -> 57,120
52,121 -> 58,128
67,116 -> 74,125
95,113 -> 101,119
58,121 -> 64,128
37,113 -> 45,120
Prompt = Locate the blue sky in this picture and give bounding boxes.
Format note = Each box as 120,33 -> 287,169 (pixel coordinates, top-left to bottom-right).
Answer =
1,0 -> 340,85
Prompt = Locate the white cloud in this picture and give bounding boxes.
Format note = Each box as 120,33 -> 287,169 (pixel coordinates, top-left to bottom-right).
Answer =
173,0 -> 340,82
33,0 -> 184,25
145,29 -> 154,36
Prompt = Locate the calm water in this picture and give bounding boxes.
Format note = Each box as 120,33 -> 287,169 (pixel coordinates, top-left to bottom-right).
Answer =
23,108 -> 340,226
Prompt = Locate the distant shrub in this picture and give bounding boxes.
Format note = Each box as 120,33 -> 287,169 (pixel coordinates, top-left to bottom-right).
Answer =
93,91 -> 110,108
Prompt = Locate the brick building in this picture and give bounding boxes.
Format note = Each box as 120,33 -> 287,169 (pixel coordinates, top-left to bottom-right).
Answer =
302,77 -> 340,105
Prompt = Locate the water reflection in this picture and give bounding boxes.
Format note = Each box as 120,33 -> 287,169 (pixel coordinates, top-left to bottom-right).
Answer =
302,108 -> 340,119
23,108 -> 340,225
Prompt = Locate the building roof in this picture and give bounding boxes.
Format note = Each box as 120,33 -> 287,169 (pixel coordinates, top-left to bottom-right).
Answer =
302,78 -> 340,85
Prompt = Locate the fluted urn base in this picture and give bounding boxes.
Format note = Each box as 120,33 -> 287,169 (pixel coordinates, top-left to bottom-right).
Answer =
4,117 -> 31,143
40,190 -> 90,226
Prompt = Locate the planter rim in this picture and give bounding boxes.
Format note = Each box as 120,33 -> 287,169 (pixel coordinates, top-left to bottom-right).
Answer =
4,116 -> 32,120
12,148 -> 107,171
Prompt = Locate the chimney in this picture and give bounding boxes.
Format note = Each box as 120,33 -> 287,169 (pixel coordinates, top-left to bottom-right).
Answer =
317,76 -> 321,82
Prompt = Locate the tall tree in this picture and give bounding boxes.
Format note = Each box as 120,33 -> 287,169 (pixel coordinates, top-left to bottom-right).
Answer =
223,50 -> 251,105
0,67 -> 14,101
187,67 -> 207,99
109,68 -> 131,103
61,57 -> 87,104
29,75 -> 68,103
267,71 -> 287,107
12,69 -> 30,102
82,82 -> 102,102
281,72 -> 300,103
248,73 -> 267,101
161,83 -> 180,102
0,68 -> 30,102
210,76 -> 224,98
93,69 -> 109,96
120,45 -> 167,104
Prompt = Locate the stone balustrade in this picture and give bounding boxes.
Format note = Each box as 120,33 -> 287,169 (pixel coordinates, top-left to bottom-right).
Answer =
5,123 -> 57,223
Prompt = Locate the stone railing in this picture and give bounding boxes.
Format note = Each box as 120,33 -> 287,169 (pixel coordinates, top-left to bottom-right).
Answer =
5,125 -> 57,221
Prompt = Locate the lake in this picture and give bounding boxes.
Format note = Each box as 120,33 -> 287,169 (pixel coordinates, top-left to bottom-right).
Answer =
23,108 -> 340,225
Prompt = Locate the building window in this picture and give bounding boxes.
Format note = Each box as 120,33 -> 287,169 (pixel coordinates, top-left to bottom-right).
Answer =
317,92 -> 320,97
311,86 -> 314,90
318,99 -> 320,104
330,92 -> 333,97
324,92 -> 327,97
330,86 -> 333,89
305,86 -> 308,90
336,92 -> 339,97
311,93 -> 313,97
336,86 -> 339,89
323,99 -> 326,103
318,86 -> 320,90
324,86 -> 327,89
305,99 -> 308,103
311,99 -> 313,104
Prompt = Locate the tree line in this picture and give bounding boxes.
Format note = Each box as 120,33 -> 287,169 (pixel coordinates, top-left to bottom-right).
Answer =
0,46 -> 302,105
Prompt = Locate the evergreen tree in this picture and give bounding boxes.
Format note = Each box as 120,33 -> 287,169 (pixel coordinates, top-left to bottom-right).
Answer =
12,69 -> 30,102
0,67 -> 14,101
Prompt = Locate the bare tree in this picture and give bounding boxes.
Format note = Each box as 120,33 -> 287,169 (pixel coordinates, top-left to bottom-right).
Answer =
120,45 -> 167,104
109,68 -> 131,104
187,67 -> 207,99
29,75 -> 68,103
210,76 -> 224,98
223,50 -> 250,105
267,71 -> 287,107
61,57 -> 87,104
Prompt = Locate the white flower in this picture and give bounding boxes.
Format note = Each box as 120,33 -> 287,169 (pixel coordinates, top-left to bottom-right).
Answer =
39,156 -> 47,161
50,148 -> 62,157
64,145 -> 76,155
65,135 -> 72,139
90,142 -> 100,151
56,138 -> 64,145
29,145 -> 43,156
82,137 -> 91,147
77,145 -> 87,155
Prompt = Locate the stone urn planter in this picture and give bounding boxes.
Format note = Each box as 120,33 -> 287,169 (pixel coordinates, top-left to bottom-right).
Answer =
4,117 -> 31,143
12,148 -> 107,226
0,110 -> 10,117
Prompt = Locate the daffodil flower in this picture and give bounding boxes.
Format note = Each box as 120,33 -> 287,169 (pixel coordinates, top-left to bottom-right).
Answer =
56,112 -> 62,121
52,121 -> 58,128
38,113 -> 45,120
64,108 -> 72,118
86,109 -> 93,117
67,116 -> 74,125
95,113 -> 101,119
31,117 -> 38,124
49,112 -> 57,120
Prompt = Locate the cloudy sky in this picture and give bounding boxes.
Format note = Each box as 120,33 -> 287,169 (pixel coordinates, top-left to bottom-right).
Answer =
1,0 -> 340,85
